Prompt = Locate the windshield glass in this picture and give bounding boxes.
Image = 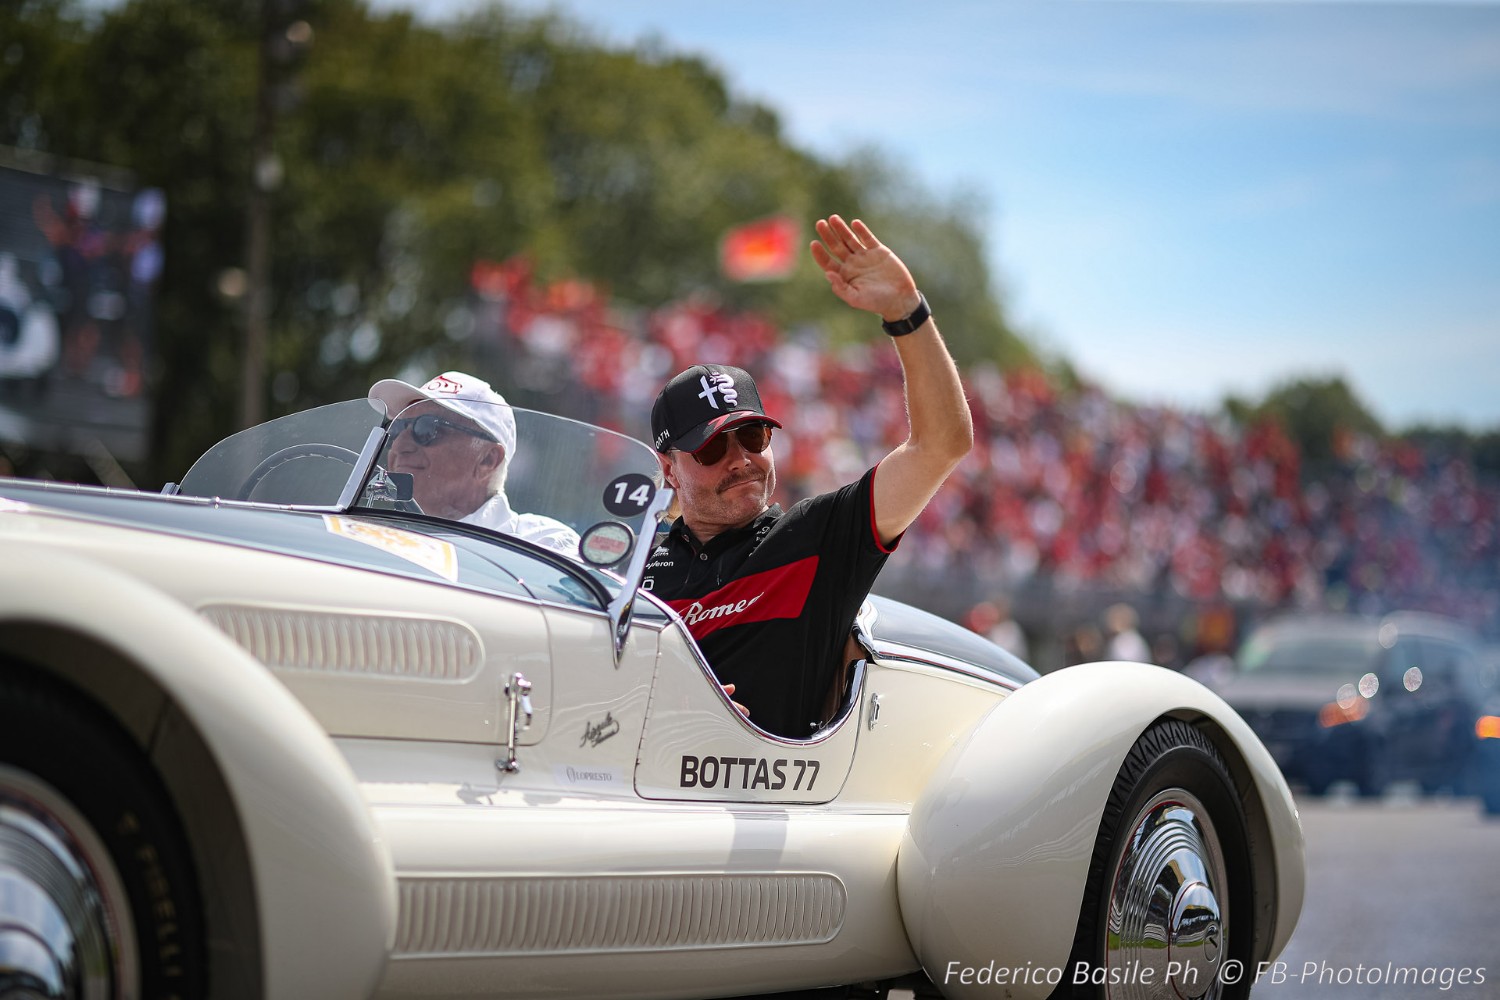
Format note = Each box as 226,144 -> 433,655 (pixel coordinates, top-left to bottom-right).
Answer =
178,399 -> 384,505
1236,630 -> 1380,675
176,397 -> 665,568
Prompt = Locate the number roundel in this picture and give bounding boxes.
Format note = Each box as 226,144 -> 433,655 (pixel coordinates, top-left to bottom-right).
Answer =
603,473 -> 657,517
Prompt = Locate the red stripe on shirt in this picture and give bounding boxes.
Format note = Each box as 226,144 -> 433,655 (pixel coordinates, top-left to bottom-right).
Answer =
664,555 -> 819,641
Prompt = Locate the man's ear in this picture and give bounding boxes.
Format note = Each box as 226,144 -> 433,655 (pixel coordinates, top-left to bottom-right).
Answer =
477,444 -> 503,473
657,452 -> 676,490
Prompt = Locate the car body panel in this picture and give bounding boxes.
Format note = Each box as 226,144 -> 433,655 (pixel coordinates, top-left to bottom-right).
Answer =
3,502 -> 561,743
0,399 -> 1304,999
369,795 -> 917,998
898,662 -> 1305,999
635,622 -> 862,804
0,536 -> 396,1000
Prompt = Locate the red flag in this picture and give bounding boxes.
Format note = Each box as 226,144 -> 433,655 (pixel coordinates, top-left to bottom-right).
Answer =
719,215 -> 800,282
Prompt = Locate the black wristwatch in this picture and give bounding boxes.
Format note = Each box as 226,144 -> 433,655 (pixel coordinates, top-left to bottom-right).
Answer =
881,292 -> 931,337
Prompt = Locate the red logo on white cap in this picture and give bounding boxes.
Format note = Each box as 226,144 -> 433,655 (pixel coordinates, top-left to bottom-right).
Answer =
424,375 -> 464,395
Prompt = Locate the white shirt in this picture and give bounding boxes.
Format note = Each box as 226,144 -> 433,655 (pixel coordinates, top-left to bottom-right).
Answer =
465,492 -> 581,557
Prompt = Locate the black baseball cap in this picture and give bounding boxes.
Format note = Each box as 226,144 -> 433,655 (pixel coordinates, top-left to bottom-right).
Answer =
650,364 -> 782,454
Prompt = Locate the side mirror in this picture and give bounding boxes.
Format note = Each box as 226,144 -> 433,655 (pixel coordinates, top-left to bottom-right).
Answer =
579,520 -> 635,568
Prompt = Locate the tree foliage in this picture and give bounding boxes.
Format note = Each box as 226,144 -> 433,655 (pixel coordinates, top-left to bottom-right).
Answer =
3,0 -> 1029,482
1224,375 -> 1384,468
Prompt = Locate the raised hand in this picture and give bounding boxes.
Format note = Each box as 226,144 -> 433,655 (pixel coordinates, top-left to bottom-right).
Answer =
810,215 -> 922,323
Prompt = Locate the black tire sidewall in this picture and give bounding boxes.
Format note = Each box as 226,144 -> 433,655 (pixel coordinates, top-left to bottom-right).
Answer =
1059,721 -> 1254,1000
0,665 -> 206,999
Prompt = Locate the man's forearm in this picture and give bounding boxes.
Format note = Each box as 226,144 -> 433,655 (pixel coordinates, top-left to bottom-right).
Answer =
891,317 -> 973,462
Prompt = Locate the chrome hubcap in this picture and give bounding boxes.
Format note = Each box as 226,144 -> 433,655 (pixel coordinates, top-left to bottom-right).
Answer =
1104,789 -> 1227,1000
0,765 -> 137,1000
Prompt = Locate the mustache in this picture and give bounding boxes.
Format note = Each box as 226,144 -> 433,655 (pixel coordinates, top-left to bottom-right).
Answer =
717,473 -> 764,494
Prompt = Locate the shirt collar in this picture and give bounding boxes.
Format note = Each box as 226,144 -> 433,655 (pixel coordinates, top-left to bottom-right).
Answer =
669,504 -> 783,554
465,491 -> 517,530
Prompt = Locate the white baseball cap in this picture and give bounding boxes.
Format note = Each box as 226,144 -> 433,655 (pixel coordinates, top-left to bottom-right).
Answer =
368,371 -> 518,459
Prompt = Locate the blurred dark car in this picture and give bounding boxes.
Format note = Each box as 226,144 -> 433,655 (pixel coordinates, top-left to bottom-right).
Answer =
1202,612 -> 1490,798
1478,645 -> 1500,816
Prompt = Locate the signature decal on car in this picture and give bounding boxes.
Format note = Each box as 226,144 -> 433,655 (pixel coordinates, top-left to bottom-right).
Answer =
679,754 -> 821,791
323,516 -> 459,582
581,712 -> 621,748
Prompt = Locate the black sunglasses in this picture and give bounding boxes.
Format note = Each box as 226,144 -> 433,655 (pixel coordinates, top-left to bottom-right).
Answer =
389,413 -> 493,447
688,422 -> 772,466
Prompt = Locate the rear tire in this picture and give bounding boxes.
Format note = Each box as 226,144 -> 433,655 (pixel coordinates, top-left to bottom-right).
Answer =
0,664 -> 206,997
1056,720 -> 1254,999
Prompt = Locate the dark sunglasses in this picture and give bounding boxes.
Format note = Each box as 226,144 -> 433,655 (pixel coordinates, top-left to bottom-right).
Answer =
688,422 -> 773,466
389,413 -> 493,447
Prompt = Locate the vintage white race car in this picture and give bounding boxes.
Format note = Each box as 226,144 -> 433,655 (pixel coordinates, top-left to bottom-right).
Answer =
0,397 -> 1304,1000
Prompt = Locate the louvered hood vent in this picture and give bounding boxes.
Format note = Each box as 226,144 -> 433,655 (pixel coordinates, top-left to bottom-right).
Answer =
395,873 -> 848,956
200,605 -> 483,680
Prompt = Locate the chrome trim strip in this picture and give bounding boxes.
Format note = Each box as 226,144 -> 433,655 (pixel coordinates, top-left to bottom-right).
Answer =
872,640 -> 1024,690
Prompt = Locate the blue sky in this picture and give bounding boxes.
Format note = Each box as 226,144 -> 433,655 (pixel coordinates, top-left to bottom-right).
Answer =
391,1 -> 1500,430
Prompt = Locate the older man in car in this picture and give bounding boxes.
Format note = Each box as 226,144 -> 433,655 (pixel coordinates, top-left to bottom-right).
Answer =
369,370 -> 580,556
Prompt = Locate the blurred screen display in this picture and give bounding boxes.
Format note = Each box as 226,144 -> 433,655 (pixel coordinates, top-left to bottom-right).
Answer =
0,153 -> 161,463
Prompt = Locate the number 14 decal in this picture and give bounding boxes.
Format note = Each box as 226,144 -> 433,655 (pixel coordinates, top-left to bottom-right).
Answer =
602,473 -> 657,516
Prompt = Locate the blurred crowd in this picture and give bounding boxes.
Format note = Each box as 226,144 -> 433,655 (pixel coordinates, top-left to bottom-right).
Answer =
462,257 -> 1500,667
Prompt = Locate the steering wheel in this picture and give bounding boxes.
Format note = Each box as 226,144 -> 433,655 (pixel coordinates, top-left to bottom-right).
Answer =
238,443 -> 363,501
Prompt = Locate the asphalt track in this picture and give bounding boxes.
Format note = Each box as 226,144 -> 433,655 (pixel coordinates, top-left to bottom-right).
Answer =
1250,790 -> 1500,999
882,790 -> 1498,1000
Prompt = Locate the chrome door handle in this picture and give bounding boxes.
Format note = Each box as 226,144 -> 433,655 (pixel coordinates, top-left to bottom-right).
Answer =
497,672 -> 533,774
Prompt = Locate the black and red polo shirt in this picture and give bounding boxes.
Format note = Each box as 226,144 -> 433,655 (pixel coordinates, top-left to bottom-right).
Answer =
642,466 -> 898,738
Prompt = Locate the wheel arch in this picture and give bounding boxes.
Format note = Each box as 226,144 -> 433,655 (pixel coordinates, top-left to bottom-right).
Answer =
1,630 -> 262,999
1168,706 -> 1290,968
895,662 -> 1304,1000
0,543 -> 396,1000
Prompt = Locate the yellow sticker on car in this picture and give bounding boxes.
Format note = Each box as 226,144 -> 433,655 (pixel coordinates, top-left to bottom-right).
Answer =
324,516 -> 459,582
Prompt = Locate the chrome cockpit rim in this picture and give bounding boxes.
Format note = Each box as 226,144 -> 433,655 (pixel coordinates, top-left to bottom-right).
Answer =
0,764 -> 139,1000
1104,788 -> 1228,1000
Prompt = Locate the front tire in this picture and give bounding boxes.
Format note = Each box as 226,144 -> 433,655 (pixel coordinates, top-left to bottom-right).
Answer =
0,665 -> 206,998
1057,720 -> 1253,1000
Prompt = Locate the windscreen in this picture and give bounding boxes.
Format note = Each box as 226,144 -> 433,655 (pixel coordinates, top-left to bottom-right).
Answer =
177,399 -> 385,504
1237,631 -> 1379,675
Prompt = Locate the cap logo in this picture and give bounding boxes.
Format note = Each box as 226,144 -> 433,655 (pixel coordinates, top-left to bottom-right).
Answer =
423,374 -> 466,395
697,372 -> 738,410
